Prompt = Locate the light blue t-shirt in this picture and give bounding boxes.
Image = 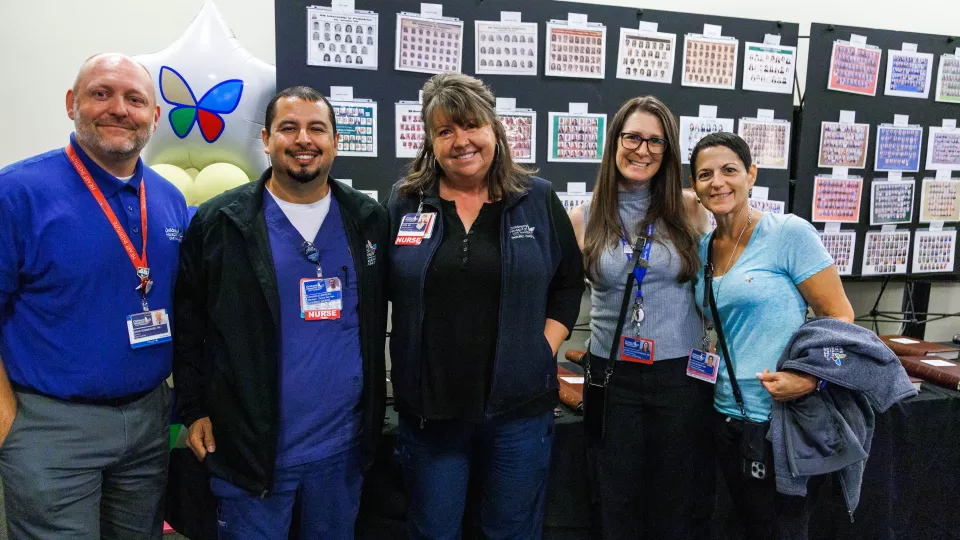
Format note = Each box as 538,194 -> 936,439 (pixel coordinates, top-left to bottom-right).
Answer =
694,213 -> 833,422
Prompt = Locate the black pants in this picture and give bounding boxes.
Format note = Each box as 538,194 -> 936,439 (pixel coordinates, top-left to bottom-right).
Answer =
714,412 -> 826,540
585,356 -> 714,540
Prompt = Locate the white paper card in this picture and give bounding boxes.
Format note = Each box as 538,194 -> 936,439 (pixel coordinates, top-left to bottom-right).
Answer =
332,0 -> 355,13
340,178 -> 353,187
956,47 -> 960,56
826,222 -> 842,232
889,171 -> 903,181
944,119 -> 957,129
751,186 -> 769,200
833,167 -> 850,178
882,224 -> 897,232
567,182 -> 587,194
330,86 -> 354,101
931,221 -> 945,231
699,105 -> 718,118
764,34 -> 781,45
922,359 -> 956,367
937,169 -> 952,180
850,34 -> 868,46
639,21 -> 658,32
902,42 -> 918,53
568,13 -> 588,26
839,110 -> 857,124
703,24 -> 722,37
420,3 -> 443,18
894,114 -> 910,126
418,90 -> 423,104
560,376 -> 585,384
757,109 -> 775,120
891,337 -> 920,344
500,11 -> 521,23
496,97 -> 517,111
569,102 -> 588,114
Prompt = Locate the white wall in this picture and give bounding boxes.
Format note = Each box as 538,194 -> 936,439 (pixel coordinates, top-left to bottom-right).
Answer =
2,0 -> 958,340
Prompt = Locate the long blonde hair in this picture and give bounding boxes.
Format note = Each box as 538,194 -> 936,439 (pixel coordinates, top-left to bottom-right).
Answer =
397,73 -> 535,199
582,96 -> 700,282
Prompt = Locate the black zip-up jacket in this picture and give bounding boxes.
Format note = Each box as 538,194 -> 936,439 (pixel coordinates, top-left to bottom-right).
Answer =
173,169 -> 388,496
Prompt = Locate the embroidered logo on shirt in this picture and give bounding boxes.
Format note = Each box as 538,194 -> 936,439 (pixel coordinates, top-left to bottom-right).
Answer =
165,227 -> 184,242
509,224 -> 536,240
823,346 -> 846,366
745,275 -> 754,283
365,240 -> 377,266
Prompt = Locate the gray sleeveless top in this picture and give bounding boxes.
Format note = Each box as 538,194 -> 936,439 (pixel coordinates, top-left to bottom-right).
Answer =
584,184 -> 703,361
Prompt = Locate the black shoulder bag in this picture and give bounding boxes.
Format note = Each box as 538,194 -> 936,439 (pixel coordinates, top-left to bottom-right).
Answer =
706,235 -> 771,480
583,234 -> 649,443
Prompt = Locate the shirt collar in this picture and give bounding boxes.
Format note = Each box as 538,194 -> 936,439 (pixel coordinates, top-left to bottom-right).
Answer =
67,132 -> 144,198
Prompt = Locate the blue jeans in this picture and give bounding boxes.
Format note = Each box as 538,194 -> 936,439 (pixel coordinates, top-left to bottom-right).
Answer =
397,410 -> 555,540
210,445 -> 363,540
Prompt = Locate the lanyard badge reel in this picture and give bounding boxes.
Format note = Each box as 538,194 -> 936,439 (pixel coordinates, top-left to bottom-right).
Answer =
620,223 -> 655,364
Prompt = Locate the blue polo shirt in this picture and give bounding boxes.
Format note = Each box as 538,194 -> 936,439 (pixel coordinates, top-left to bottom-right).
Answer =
0,134 -> 188,400
263,190 -> 363,467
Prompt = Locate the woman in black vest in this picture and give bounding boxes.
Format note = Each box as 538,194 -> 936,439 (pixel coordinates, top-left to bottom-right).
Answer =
386,73 -> 584,539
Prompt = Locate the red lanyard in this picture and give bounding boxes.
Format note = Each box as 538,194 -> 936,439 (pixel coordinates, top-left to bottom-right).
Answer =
66,144 -> 151,309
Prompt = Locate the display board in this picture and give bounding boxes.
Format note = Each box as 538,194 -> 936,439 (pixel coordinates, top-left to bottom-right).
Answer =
277,0 -> 798,202
795,23 -> 960,278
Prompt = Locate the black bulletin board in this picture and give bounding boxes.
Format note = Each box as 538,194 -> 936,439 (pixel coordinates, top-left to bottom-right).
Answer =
275,0 -> 798,201
794,22 -> 960,279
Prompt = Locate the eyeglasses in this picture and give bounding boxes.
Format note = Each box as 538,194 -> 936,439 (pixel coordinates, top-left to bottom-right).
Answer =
620,133 -> 667,154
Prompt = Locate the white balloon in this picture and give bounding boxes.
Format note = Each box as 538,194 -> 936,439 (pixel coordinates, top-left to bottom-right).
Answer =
136,2 -> 275,181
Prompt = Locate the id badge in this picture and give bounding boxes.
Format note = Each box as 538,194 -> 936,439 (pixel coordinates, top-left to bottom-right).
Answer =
126,309 -> 173,349
395,213 -> 436,245
620,336 -> 654,364
686,348 -> 720,384
300,277 -> 343,320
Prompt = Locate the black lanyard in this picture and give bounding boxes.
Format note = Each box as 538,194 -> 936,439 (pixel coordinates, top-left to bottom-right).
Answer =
705,233 -> 748,418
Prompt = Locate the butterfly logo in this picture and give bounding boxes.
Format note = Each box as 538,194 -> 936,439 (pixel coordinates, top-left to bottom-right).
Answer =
159,66 -> 244,143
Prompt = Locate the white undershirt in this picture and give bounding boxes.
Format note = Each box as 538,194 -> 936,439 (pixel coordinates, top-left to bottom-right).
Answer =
116,174 -> 133,183
267,189 -> 331,242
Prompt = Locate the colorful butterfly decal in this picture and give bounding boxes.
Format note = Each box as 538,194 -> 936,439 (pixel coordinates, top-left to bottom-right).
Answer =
159,66 -> 243,143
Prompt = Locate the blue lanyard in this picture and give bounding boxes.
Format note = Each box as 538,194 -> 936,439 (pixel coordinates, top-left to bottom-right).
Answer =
620,217 -> 655,301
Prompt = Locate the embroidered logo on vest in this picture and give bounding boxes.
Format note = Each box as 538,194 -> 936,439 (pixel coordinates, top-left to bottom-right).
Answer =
365,240 -> 377,266
823,346 -> 846,366
509,224 -> 536,240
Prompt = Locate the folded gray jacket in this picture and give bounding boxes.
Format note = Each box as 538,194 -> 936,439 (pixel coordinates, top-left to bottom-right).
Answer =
770,317 -> 917,515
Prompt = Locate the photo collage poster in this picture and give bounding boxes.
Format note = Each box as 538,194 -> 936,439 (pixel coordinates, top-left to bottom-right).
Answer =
925,127 -> 960,171
749,198 -> 786,214
499,111 -> 537,164
742,42 -> 796,94
557,192 -> 593,214
738,119 -> 790,169
935,54 -> 960,103
870,178 -> 915,225
818,121 -> 870,169
827,40 -> 882,96
874,125 -> 922,172
679,116 -> 735,164
616,28 -> 676,84
912,229 -> 957,273
331,100 -> 378,157
548,112 -> 607,163
308,8 -> 379,70
862,230 -> 911,275
395,102 -> 424,159
884,50 -> 933,99
811,176 -> 863,223
919,178 -> 960,222
475,21 -> 538,76
681,35 -> 739,90
395,13 -> 464,75
819,230 -> 857,275
545,22 -> 607,79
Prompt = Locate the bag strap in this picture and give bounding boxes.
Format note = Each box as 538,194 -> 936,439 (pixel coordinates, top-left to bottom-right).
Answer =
586,233 -> 648,387
705,233 -> 748,418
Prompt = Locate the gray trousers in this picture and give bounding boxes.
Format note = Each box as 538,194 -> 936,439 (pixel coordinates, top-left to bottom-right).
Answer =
0,383 -> 170,539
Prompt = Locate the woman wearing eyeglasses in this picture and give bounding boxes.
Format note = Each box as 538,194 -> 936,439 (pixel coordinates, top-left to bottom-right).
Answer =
569,96 -> 712,540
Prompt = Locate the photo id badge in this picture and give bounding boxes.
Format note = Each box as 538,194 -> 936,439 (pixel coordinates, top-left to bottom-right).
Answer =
126,309 -> 172,349
620,336 -> 654,364
686,348 -> 720,384
300,277 -> 343,320
395,213 -> 437,245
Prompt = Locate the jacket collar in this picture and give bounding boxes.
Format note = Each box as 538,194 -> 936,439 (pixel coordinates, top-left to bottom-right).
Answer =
420,178 -> 531,209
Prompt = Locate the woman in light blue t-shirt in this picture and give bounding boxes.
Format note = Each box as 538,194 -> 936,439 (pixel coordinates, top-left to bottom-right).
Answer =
690,132 -> 854,540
